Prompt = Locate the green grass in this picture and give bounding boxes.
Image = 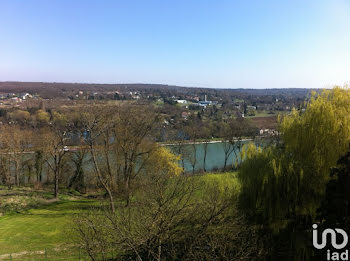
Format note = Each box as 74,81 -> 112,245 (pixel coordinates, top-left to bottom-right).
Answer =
0,193 -> 98,260
198,171 -> 240,194
245,112 -> 275,118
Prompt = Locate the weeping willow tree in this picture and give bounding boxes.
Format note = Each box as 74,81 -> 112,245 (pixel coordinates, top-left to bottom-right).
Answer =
238,86 -> 350,230
238,144 -> 295,230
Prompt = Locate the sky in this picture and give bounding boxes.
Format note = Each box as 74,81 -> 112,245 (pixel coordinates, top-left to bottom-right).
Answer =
0,0 -> 349,89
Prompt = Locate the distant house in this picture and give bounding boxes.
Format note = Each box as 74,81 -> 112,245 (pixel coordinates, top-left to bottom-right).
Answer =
198,101 -> 212,107
11,97 -> 22,103
19,93 -> 27,98
198,94 -> 218,108
198,95 -> 212,107
259,128 -> 279,136
176,100 -> 187,104
247,105 -> 257,110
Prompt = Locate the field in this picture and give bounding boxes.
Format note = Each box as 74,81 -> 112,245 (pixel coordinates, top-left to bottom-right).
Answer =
250,115 -> 278,129
0,172 -> 238,260
0,189 -> 98,260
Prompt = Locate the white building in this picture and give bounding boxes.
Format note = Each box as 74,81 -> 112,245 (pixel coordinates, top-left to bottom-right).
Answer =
176,100 -> 187,104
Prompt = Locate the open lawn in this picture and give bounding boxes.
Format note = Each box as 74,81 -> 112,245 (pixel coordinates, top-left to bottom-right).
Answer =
0,192 -> 97,260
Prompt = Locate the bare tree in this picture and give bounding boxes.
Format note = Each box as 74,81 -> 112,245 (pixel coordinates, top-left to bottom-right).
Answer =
0,126 -> 33,186
184,116 -> 206,174
0,153 -> 12,189
68,148 -> 87,193
41,127 -> 69,199
219,118 -> 257,171
0,126 -> 14,188
34,150 -> 44,183
219,122 -> 235,171
173,135 -> 188,173
201,124 -> 212,172
227,117 -> 257,169
81,104 -> 159,211
112,104 -> 159,203
79,105 -> 119,212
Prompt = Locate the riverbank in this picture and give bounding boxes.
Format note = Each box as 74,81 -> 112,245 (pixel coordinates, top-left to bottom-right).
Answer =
160,138 -> 254,146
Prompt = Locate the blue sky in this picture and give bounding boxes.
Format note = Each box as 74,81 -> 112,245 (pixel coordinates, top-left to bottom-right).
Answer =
0,0 -> 349,88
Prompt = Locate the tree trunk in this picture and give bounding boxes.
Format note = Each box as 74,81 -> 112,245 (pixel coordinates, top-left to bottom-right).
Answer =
27,165 -> 32,184
191,144 -> 197,174
90,146 -> 115,213
15,160 -> 20,187
106,186 -> 115,213
223,156 -> 228,172
55,170 -> 59,199
35,150 -> 43,183
125,175 -> 130,206
203,143 -> 208,172
158,239 -> 162,261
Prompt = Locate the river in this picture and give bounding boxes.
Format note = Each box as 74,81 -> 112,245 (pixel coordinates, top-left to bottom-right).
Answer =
164,140 -> 252,172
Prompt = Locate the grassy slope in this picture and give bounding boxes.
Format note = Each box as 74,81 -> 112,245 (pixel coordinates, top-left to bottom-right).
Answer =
198,171 -> 239,192
0,195 -> 97,260
0,172 -> 239,260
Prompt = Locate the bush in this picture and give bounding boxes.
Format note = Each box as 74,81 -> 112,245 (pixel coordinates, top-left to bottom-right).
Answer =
73,172 -> 267,260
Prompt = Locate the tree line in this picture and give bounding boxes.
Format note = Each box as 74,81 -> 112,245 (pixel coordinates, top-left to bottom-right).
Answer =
0,103 -> 258,199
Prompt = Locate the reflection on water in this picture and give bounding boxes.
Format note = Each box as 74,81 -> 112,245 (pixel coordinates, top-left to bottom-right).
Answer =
166,140 -> 252,172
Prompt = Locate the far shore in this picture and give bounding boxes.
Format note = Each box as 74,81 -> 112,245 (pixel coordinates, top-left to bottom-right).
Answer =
0,138 -> 257,155
160,138 -> 254,146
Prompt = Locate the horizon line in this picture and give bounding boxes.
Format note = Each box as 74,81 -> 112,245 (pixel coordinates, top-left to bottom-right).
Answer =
0,80 -> 326,90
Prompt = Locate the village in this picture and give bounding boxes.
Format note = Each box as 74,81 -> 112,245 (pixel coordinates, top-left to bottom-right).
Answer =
0,83 -> 304,138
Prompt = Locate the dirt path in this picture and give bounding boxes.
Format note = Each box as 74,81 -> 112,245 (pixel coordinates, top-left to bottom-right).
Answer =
0,246 -> 70,260
0,250 -> 45,260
